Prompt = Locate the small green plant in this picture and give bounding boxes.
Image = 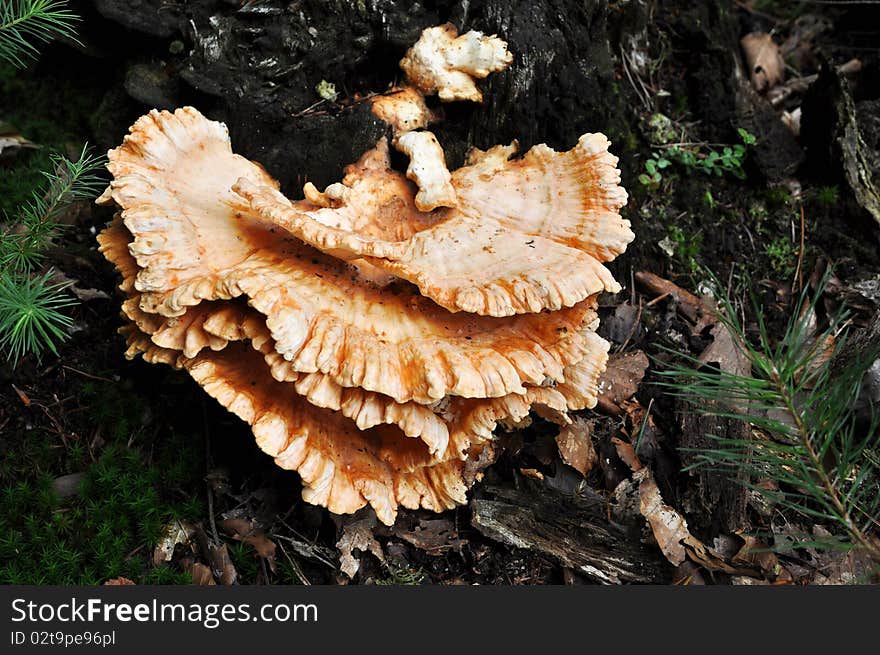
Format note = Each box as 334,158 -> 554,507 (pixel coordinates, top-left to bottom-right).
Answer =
702,189 -> 715,209
638,153 -> 672,189
375,561 -> 427,585
0,0 -> 79,68
0,1 -> 100,365
661,276 -> 880,566
641,128 -> 757,187
0,268 -> 75,363
1,145 -> 104,272
814,185 -> 840,206
765,237 -> 797,277
667,224 -> 703,275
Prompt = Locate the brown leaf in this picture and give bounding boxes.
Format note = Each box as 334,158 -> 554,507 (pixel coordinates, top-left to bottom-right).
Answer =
392,518 -> 467,554
218,517 -> 277,572
733,534 -> 780,578
217,517 -> 253,538
699,322 -> 751,379
0,121 -> 37,159
555,417 -> 597,476
337,514 -> 385,579
208,543 -> 237,585
611,436 -> 643,472
741,32 -> 784,93
602,301 -> 641,345
11,384 -> 30,407
244,534 -> 277,567
597,350 -> 649,414
188,562 -> 217,586
635,469 -> 761,577
103,577 -> 136,586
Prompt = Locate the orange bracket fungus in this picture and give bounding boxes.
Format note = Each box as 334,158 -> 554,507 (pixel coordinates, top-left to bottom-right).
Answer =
96,25 -> 633,526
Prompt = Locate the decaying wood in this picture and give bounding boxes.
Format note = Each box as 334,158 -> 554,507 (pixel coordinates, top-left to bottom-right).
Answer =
470,483 -> 670,584
678,405 -> 749,537
634,271 -> 715,333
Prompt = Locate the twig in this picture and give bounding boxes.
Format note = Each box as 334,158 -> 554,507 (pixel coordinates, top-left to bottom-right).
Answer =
61,365 -> 115,383
202,398 -> 220,545
769,58 -> 861,107
619,44 -> 652,113
277,541 -> 311,585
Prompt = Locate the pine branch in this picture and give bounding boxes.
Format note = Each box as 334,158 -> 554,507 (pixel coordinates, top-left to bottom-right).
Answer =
1,144 -> 106,272
0,145 -> 106,364
0,269 -> 75,365
660,277 -> 880,564
0,0 -> 79,68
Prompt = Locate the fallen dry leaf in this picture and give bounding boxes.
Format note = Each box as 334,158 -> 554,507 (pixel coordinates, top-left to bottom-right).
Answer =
152,520 -> 197,565
217,517 -> 251,537
11,384 -> 30,407
602,301 -> 641,345
0,121 -> 37,159
392,518 -> 467,554
732,534 -> 781,578
699,321 -> 751,379
611,436 -> 642,472
208,543 -> 237,585
337,514 -> 385,579
636,468 -> 690,566
741,32 -> 784,93
519,468 -> 544,480
103,577 -> 136,586
555,417 -> 597,477
635,468 -> 760,576
597,350 -> 649,414
188,562 -> 217,586
218,517 -> 278,572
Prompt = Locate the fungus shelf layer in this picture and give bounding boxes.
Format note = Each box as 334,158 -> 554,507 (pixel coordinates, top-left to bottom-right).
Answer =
97,37 -> 632,523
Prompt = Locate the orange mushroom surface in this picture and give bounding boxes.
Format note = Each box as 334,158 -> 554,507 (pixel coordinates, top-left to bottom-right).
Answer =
97,85 -> 630,524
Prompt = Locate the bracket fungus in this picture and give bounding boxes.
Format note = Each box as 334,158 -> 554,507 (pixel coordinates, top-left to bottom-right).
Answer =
96,26 -> 633,526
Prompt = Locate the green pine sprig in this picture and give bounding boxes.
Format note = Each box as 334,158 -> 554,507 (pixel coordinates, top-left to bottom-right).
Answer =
1,144 -> 106,272
0,268 -> 76,364
659,276 -> 880,565
0,145 -> 106,365
0,0 -> 80,68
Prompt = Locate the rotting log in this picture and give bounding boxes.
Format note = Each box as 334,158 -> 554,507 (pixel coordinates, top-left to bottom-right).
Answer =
470,483 -> 670,584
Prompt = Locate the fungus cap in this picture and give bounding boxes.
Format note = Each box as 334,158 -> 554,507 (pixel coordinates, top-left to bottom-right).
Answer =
236,131 -> 633,317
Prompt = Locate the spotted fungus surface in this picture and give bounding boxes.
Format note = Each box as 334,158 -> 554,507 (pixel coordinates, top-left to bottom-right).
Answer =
96,27 -> 632,526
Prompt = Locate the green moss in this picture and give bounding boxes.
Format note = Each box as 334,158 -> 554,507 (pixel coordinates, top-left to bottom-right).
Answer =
0,379 -> 205,585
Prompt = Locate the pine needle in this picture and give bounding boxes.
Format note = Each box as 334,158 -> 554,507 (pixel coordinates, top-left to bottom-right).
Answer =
0,145 -> 106,364
0,269 -> 75,365
0,0 -> 80,68
1,144 -> 106,272
659,275 -> 880,563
